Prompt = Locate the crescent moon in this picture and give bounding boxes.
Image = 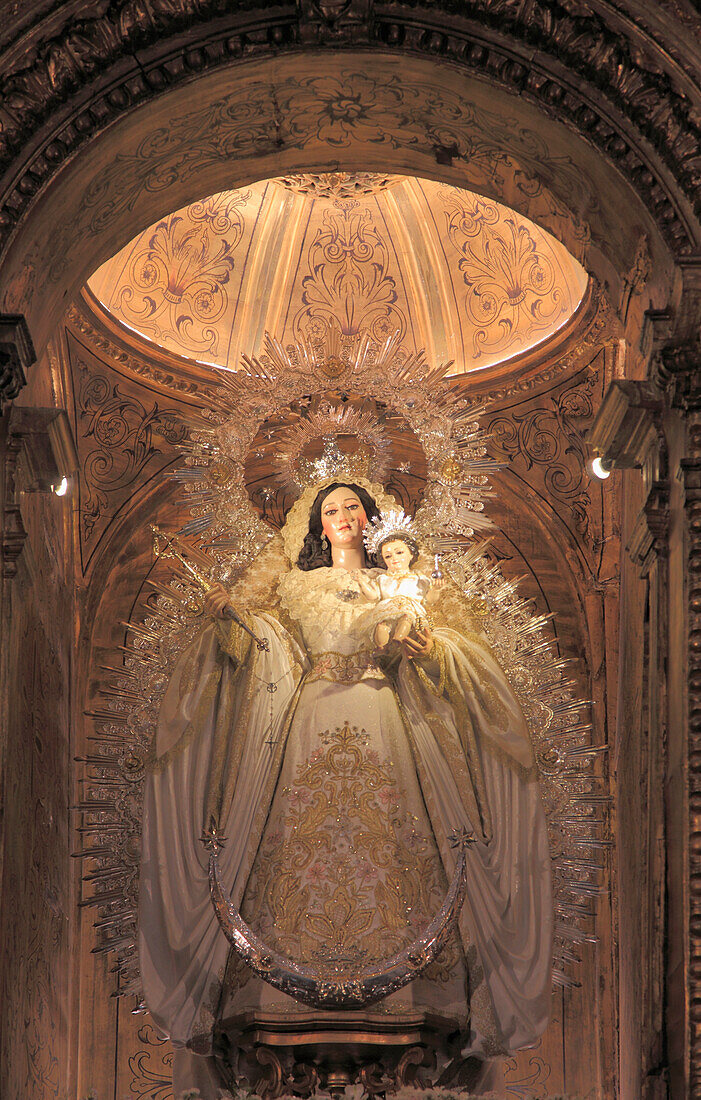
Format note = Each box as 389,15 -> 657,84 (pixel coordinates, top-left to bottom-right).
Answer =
206,830 -> 472,1010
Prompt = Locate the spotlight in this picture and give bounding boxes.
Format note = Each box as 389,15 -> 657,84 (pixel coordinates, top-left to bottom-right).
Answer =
588,455 -> 612,481
52,476 -> 69,496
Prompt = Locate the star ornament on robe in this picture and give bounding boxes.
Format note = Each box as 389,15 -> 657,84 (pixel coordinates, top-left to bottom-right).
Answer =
449,826 -> 477,850
201,824 -> 228,852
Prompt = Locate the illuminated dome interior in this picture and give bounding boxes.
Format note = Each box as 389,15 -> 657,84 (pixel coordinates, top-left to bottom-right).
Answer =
87,173 -> 588,376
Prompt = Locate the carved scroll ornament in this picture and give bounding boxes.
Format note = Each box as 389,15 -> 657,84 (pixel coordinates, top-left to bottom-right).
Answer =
0,1 -> 698,269
0,313 -> 35,405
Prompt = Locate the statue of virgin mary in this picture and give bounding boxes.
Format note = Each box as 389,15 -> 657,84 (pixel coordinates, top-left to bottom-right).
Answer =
138,465 -> 553,1097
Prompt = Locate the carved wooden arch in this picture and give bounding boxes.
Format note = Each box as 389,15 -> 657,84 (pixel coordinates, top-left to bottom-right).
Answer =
0,5 -> 696,368
0,2 -> 697,261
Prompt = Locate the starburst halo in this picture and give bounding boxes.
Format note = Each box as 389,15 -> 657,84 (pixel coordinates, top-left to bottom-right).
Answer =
173,327 -> 497,569
79,326 -> 606,1006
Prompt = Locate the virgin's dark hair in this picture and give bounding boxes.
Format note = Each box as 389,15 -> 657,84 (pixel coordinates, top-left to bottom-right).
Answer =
297,482 -> 381,571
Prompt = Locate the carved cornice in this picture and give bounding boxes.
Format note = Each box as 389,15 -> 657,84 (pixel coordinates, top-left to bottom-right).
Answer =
589,379 -> 670,574
626,480 -> 670,576
655,342 -> 701,413
1,406 -> 78,577
71,272 -> 613,407
67,296 -> 221,404
592,1 -> 701,93
0,313 -> 35,405
0,1 -> 698,264
8,405 -> 78,491
587,380 -> 665,472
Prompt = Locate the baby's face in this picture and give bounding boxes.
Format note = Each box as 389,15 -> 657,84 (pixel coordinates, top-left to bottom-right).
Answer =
381,540 -> 413,573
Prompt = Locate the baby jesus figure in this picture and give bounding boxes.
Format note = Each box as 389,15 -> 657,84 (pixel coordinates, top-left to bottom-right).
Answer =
356,510 -> 442,649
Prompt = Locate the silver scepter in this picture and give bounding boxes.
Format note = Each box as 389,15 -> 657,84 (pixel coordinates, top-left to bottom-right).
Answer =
151,525 -> 269,652
431,552 -> 443,582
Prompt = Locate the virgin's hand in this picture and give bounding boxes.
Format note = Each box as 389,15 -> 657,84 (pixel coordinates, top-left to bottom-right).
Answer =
204,582 -> 231,620
401,626 -> 434,661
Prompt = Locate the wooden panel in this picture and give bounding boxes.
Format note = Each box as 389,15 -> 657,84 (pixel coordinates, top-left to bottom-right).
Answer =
0,383 -> 76,1097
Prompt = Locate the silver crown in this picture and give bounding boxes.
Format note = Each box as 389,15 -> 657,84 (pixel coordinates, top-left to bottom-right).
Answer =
363,509 -> 420,557
293,436 -> 375,491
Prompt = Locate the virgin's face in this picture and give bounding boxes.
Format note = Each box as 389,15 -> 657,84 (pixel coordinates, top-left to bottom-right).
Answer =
381,540 -> 413,572
320,487 -> 368,549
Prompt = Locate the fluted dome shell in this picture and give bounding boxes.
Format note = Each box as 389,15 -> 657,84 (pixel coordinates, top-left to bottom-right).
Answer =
88,174 -> 587,376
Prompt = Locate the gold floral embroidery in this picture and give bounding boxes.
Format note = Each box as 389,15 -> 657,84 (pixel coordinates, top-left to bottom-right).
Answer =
411,638 -> 448,698
307,650 -> 386,684
237,722 -> 462,984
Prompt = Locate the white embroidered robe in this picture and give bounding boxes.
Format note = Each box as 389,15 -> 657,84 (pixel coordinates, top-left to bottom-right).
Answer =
138,566 -> 552,1091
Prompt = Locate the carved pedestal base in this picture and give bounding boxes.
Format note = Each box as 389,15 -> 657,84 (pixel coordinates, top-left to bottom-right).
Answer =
218,1010 -> 485,1098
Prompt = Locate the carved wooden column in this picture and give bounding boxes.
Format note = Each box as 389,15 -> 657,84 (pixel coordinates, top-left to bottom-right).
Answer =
589,381 -> 670,1099
684,417 -> 701,1099
592,351 -> 701,1097
662,348 -> 701,1099
0,401 -> 79,1100
1,405 -> 78,577
0,426 -> 26,581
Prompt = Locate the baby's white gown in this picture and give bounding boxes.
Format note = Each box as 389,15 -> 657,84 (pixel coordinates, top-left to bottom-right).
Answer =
356,568 -> 433,638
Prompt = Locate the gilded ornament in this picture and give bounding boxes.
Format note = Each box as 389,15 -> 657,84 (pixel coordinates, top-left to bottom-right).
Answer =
293,438 -> 374,490
439,456 -> 463,485
275,173 -> 402,200
206,807 -> 471,1009
320,354 -> 347,379
272,399 -> 392,491
210,461 -> 233,486
363,508 -> 420,557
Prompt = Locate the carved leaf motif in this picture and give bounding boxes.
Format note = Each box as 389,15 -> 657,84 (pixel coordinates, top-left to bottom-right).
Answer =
503,1044 -> 552,1097
113,192 -> 247,355
73,354 -> 188,568
128,1023 -> 173,1100
487,374 -> 597,539
294,203 -> 404,344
